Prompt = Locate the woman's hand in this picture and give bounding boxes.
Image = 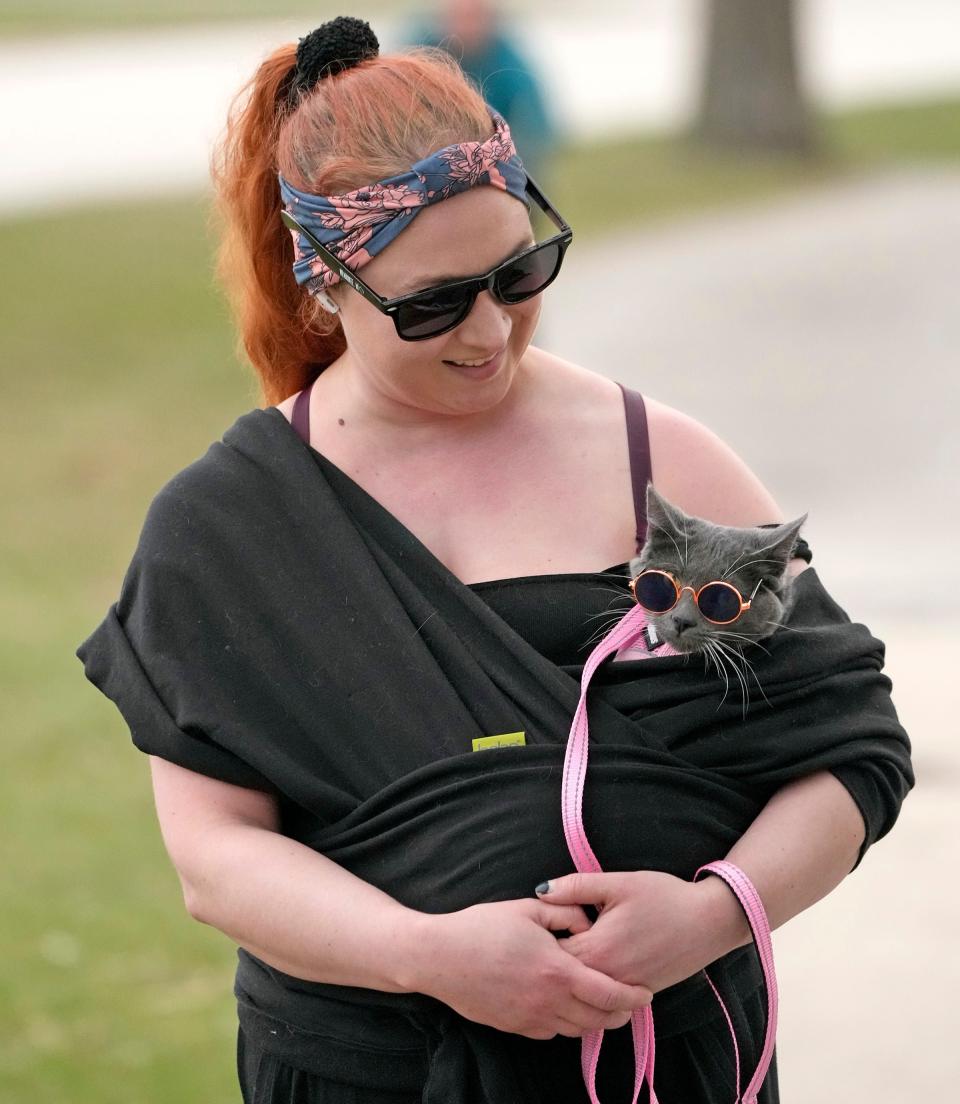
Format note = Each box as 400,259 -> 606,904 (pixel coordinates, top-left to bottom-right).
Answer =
536,871 -> 750,993
404,898 -> 652,1040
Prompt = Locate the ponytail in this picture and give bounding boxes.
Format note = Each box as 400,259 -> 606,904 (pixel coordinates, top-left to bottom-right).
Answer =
211,43 -> 345,406
212,42 -> 493,405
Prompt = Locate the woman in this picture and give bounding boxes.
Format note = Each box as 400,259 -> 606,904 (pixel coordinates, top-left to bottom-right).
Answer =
78,17 -> 911,1104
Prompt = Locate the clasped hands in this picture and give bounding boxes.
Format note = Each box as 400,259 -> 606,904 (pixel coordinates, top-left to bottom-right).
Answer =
415,868 -> 750,1040
536,869 -> 749,994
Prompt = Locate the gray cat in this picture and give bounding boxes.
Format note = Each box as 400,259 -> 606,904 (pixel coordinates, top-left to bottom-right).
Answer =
624,484 -> 806,704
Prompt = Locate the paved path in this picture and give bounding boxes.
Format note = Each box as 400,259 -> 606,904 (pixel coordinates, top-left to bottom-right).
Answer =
542,166 -> 960,1099
2,0 -> 960,215
545,166 -> 960,623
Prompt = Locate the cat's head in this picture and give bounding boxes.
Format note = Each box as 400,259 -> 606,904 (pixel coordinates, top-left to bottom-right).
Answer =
628,484 -> 806,654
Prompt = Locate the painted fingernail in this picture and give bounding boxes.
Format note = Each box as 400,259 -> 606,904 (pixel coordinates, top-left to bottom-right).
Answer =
535,881 -> 551,895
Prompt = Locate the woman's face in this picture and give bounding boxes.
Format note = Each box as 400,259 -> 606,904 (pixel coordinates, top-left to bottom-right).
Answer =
328,185 -> 543,420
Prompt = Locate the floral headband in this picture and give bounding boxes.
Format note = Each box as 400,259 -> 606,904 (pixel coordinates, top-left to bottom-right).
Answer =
278,112 -> 529,293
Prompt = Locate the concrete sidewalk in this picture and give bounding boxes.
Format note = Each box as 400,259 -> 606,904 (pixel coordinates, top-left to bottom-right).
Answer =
544,166 -> 960,623
543,166 -> 960,1098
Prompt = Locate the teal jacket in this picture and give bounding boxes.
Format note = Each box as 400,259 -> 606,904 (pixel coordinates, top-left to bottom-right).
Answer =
408,21 -> 558,180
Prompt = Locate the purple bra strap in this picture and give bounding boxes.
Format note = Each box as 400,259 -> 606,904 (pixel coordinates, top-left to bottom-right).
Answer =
617,383 -> 652,552
291,377 -> 317,446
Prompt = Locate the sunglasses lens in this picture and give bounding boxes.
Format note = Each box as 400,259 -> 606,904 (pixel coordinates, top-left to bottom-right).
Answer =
633,572 -> 678,613
697,583 -> 742,623
392,236 -> 567,339
494,240 -> 564,304
396,289 -> 473,339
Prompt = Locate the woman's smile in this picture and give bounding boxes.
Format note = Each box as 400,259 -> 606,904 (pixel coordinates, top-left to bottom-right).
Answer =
442,345 -> 506,379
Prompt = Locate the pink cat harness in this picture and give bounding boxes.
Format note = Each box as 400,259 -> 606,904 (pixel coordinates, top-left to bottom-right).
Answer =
561,600 -> 779,1104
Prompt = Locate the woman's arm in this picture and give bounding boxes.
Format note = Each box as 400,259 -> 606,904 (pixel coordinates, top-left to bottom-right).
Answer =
537,770 -> 865,991
149,755 -> 416,990
536,401 -> 872,989
149,756 -> 652,1037
645,397 -> 785,525
712,769 -> 865,944
647,393 -> 868,935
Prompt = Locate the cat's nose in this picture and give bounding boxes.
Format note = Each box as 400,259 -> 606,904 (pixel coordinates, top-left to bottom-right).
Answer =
671,613 -> 697,635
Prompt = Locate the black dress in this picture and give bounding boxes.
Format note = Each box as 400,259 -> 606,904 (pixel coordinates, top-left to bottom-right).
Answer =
78,381 -> 910,1104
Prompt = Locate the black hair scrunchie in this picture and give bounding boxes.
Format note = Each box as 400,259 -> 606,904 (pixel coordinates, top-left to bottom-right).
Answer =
286,16 -> 379,105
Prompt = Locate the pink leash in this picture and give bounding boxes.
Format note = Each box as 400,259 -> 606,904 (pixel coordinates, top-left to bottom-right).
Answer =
561,602 -> 779,1104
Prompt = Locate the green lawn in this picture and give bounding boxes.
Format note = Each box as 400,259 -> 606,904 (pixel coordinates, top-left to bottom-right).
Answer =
2,98 -> 958,1102
550,96 -> 960,235
0,198 -> 252,1103
0,0 -> 412,36
0,0 -> 537,37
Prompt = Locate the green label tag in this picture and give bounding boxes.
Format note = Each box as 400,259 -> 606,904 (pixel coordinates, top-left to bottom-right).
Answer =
472,731 -> 526,752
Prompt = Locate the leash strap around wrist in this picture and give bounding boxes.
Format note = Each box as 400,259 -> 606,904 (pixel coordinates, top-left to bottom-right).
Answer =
561,602 -> 778,1103
693,862 -> 778,1104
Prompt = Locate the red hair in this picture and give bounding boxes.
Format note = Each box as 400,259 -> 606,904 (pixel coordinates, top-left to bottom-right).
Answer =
211,44 -> 494,405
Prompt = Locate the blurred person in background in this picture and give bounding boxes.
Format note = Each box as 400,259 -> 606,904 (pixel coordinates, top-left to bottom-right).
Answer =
410,0 -> 558,186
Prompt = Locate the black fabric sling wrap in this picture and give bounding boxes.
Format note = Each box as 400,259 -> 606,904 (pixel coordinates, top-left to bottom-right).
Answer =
78,407 -> 913,1103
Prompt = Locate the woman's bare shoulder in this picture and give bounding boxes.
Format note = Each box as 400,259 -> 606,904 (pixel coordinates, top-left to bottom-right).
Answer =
275,393 -> 297,423
644,395 -> 784,527
522,359 -> 781,527
521,345 -> 622,411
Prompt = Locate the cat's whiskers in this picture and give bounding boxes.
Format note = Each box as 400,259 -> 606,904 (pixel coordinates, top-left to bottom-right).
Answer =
646,518 -> 684,567
709,640 -> 741,712
582,604 -> 633,629
581,612 -> 633,648
721,529 -> 795,577
711,629 -> 772,658
702,640 -> 731,710
713,637 -> 772,713
719,546 -> 757,577
581,626 -> 621,649
585,584 -> 634,605
761,620 -> 818,635
720,557 -> 782,580
727,640 -> 772,710
582,609 -> 627,625
711,638 -> 751,716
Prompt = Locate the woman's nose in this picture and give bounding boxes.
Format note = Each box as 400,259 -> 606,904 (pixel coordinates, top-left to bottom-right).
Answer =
456,288 -> 512,343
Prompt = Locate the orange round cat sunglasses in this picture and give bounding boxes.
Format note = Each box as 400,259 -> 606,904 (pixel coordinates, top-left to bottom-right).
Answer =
629,569 -> 764,625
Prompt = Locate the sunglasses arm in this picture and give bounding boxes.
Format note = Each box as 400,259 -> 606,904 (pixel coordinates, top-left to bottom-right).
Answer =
524,175 -> 571,235
279,211 -> 388,312
745,577 -> 766,606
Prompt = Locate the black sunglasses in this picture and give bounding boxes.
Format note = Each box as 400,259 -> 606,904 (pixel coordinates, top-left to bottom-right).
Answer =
280,176 -> 573,341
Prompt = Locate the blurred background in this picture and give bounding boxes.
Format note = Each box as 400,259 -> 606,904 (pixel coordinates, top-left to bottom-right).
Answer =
1,1 -> 957,1100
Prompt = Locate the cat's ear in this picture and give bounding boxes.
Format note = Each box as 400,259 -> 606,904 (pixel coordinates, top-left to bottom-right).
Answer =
645,483 -> 687,535
757,514 -> 808,567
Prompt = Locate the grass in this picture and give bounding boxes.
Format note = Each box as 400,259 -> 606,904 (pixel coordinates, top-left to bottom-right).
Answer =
0,198 -> 250,1103
0,0 -> 415,36
0,0 -> 558,38
824,95 -> 960,161
2,96 -> 958,1102
549,96 -> 960,237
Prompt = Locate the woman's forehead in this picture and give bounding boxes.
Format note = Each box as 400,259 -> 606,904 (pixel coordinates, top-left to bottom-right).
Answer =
364,186 -> 533,292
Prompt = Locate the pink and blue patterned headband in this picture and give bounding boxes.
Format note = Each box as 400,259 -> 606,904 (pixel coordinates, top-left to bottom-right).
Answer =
278,112 -> 529,292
